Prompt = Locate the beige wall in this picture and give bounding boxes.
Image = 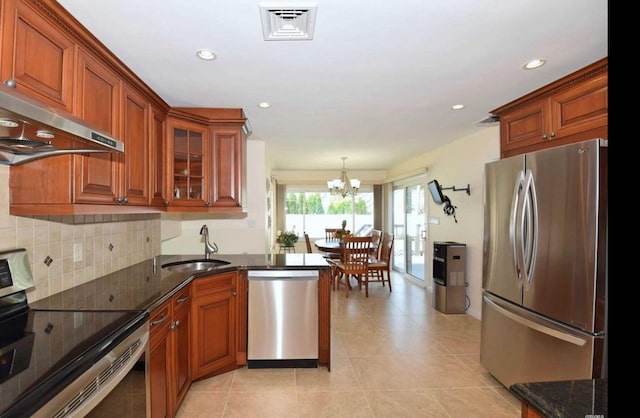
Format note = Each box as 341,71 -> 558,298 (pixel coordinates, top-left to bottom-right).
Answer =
387,126 -> 500,318
0,165 -> 161,302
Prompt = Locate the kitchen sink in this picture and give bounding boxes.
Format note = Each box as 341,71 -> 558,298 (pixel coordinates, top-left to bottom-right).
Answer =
161,259 -> 231,272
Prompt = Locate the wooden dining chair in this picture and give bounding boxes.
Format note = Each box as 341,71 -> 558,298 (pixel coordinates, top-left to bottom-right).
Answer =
303,232 -> 313,253
370,229 -> 382,259
332,236 -> 371,297
367,232 -> 394,294
325,228 -> 339,241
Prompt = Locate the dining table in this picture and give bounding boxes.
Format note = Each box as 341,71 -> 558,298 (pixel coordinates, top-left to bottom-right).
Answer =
314,238 -> 379,257
314,239 -> 343,254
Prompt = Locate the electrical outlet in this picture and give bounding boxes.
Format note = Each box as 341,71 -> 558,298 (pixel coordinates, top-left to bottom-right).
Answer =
73,242 -> 83,262
74,312 -> 83,328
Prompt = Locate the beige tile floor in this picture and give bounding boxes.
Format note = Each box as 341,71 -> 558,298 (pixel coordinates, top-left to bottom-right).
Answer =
176,271 -> 521,417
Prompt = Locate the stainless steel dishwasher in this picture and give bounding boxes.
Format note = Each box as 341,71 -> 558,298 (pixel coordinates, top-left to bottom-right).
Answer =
247,270 -> 318,368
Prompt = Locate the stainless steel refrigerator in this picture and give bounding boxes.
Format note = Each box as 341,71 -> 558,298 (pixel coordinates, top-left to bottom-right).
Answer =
480,138 -> 607,388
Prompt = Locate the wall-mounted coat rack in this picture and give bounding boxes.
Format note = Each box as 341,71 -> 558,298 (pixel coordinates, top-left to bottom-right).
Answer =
440,184 -> 471,195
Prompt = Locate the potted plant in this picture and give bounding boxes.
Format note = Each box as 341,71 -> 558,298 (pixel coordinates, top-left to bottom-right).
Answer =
334,220 -> 351,239
276,230 -> 299,247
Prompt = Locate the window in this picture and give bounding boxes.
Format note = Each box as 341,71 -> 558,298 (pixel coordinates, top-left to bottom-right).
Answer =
284,185 -> 373,238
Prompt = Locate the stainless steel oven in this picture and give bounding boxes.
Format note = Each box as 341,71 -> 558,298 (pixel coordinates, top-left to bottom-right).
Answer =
0,249 -> 149,418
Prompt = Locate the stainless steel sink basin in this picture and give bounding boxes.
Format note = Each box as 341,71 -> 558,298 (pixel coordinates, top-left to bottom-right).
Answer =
161,259 -> 230,272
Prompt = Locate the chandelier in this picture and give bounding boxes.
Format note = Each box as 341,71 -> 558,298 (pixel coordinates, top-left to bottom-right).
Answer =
327,157 -> 360,198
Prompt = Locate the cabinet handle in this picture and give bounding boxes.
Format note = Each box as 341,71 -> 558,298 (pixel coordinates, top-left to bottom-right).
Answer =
123,197 -> 128,203
550,131 -> 556,138
541,134 -> 548,140
174,320 -> 181,328
205,201 -> 210,206
164,200 -> 169,206
151,313 -> 167,326
232,290 -> 237,296
176,294 -> 189,304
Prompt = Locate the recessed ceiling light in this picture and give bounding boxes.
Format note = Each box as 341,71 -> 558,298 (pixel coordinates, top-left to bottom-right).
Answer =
523,58 -> 546,70
258,102 -> 271,108
196,49 -> 217,61
451,104 -> 465,110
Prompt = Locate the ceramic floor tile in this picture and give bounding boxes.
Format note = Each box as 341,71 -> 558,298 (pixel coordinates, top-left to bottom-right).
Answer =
429,387 -> 520,418
297,391 -> 374,417
175,391 -> 227,418
223,392 -> 298,417
364,389 -> 449,418
229,368 -> 297,392
178,272 -> 521,417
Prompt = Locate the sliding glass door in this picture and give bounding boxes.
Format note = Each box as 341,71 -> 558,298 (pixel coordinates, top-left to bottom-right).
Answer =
392,175 -> 427,282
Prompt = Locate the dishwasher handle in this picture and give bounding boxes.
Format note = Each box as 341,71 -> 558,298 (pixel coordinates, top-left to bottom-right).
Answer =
248,270 -> 319,280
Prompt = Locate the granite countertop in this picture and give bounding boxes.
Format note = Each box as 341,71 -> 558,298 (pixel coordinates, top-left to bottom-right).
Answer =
30,253 -> 331,313
510,378 -> 607,417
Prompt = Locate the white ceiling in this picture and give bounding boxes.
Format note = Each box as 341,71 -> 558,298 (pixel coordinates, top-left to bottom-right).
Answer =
57,0 -> 608,171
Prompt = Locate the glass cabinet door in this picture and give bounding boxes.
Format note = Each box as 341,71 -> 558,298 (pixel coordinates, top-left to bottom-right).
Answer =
172,124 -> 205,203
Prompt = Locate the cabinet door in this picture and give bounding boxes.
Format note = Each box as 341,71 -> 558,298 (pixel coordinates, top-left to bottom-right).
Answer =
150,105 -> 168,207
121,83 -> 150,205
73,49 -> 121,204
549,72 -> 608,140
167,118 -> 208,207
171,289 -> 191,415
209,125 -> 243,208
191,273 -> 237,379
1,0 -> 74,112
149,302 -> 171,418
499,99 -> 549,155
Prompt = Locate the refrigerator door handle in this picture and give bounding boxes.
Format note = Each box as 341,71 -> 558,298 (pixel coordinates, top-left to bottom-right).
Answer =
521,169 -> 538,289
510,170 -> 525,281
484,295 -> 586,346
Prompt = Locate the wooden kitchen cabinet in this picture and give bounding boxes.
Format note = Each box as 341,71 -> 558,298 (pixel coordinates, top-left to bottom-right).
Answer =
165,117 -> 208,208
166,108 -> 248,213
149,286 -> 192,418
75,79 -> 150,206
9,77 -> 158,214
150,104 -> 168,207
149,299 -> 171,418
73,48 -> 121,204
492,57 -> 608,158
119,82 -> 150,205
191,271 -> 243,379
0,0 -> 75,112
209,124 -> 244,209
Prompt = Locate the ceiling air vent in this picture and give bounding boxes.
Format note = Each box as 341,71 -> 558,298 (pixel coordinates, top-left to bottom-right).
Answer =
473,115 -> 500,127
259,2 -> 318,41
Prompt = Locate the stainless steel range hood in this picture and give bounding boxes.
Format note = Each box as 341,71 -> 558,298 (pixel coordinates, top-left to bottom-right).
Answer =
0,82 -> 124,165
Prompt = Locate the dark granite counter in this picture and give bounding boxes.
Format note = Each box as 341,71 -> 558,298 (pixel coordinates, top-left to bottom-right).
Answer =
30,253 -> 331,312
510,379 -> 607,418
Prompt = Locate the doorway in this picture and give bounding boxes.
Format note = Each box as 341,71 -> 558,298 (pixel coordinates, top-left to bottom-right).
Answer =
392,176 -> 427,282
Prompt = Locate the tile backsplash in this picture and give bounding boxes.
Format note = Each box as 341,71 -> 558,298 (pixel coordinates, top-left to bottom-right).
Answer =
1,166 -> 161,302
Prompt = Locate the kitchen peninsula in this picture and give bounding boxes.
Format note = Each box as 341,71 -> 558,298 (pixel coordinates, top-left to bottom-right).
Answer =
29,253 -> 332,418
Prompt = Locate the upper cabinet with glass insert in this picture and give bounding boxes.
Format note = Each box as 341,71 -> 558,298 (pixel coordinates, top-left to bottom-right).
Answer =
167,118 -> 207,208
166,109 -> 248,212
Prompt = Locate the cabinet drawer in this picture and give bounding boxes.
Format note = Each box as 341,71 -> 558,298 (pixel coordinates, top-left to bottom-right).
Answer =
193,272 -> 237,297
172,287 -> 192,314
149,301 -> 171,346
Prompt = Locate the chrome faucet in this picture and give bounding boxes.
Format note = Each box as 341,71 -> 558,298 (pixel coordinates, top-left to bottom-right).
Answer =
199,224 -> 218,259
